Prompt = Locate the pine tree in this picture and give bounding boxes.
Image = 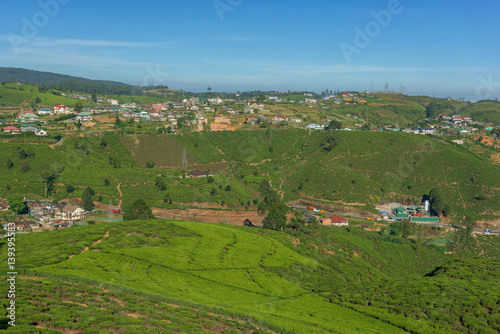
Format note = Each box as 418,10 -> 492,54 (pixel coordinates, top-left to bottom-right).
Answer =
82,187 -> 94,211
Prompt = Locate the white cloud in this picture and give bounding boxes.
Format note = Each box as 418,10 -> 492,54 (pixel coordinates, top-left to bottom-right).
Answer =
0,35 -> 169,48
29,38 -> 164,48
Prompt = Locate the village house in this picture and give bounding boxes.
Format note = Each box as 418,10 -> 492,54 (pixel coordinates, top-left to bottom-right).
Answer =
330,216 -> 349,226
305,124 -> 324,130
214,115 -> 231,123
320,217 -> 332,226
149,110 -> 162,119
250,103 -> 265,110
54,104 -> 70,114
37,107 -> 53,115
52,220 -> 74,229
209,97 -> 224,105
20,124 -> 39,132
188,170 -> 214,178
0,201 -> 9,211
3,126 -> 20,134
76,112 -> 93,122
152,103 -> 169,111
274,116 -> 288,123
54,204 -> 86,221
35,129 -> 49,137
321,216 -> 349,226
6,221 -> 41,232
16,110 -> 40,123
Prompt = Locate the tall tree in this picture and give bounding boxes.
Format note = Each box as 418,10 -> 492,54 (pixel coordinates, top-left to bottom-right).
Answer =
8,196 -> 28,214
124,198 -> 154,221
6,158 -> 13,170
74,101 -> 84,112
321,134 -> 339,152
82,187 -> 95,211
115,115 -> 123,127
41,171 -> 56,199
262,202 -> 289,230
288,214 -> 306,235
326,120 -> 342,131
429,188 -> 447,216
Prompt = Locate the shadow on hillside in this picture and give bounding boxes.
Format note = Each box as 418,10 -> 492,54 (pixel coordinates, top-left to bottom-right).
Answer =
0,317 -> 11,329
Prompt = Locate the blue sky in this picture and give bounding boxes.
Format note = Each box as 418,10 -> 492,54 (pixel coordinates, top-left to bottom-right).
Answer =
0,0 -> 499,99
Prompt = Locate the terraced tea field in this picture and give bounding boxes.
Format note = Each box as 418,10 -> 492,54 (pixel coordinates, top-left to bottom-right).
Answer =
2,220 -> 407,333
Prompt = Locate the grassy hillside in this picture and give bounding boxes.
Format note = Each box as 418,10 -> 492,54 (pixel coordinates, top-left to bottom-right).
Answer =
461,100 -> 500,124
1,220 -> 498,333
3,276 -> 275,333
170,130 -> 500,220
0,67 -> 130,86
1,129 -> 499,221
0,83 -> 81,109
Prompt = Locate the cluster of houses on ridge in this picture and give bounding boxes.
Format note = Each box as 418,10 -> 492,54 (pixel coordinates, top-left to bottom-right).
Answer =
2,93 -> 498,139
1,199 -> 88,233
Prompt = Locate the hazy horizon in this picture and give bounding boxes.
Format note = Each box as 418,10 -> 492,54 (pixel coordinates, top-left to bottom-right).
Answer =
1,0 -> 499,100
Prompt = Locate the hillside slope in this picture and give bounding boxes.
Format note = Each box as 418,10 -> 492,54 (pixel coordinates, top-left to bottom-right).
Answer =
1,130 -> 499,223
2,220 -> 498,333
0,67 -> 130,86
172,130 -> 500,220
0,220 -> 484,333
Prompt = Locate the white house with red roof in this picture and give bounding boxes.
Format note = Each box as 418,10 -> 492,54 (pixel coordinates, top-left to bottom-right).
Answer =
149,110 -> 160,118
152,103 -> 168,111
3,126 -> 20,134
274,116 -> 288,123
54,104 -> 69,114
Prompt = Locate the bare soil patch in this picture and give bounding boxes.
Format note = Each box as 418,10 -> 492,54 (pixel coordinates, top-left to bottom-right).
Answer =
153,208 -> 263,226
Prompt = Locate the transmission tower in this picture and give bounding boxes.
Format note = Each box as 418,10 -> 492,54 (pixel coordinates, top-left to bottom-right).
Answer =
108,198 -> 113,222
181,147 -> 188,170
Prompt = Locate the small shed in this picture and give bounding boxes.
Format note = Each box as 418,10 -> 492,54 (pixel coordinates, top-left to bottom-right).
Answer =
320,217 -> 332,226
189,170 -> 213,178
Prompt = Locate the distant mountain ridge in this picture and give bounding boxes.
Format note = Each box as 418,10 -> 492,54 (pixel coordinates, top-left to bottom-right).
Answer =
0,67 -> 131,87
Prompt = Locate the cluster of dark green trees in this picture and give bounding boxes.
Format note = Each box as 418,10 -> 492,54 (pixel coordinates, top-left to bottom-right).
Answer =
256,181 -> 308,232
257,181 -> 288,230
